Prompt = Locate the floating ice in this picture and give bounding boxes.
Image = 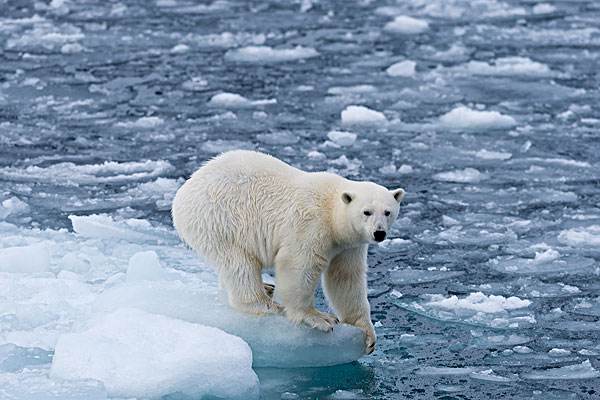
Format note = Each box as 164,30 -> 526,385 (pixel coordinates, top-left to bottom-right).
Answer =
462,57 -> 553,77
470,369 -> 514,383
69,214 -> 178,244
389,267 -> 463,285
438,106 -> 517,130
115,116 -> 164,129
522,360 -> 600,380
433,168 -> 486,183
327,130 -> 357,146
533,3 -> 556,14
398,292 -> 535,329
474,149 -> 512,160
341,105 -> 387,126
384,16 -> 429,35
386,60 -> 416,77
208,92 -> 277,108
558,226 -> 600,248
50,308 -> 259,399
225,45 -> 319,63
416,366 -> 477,376
0,368 -> 107,400
0,160 -> 174,185
0,243 -> 50,273
93,279 -> 365,368
489,254 -> 596,275
426,292 -> 531,313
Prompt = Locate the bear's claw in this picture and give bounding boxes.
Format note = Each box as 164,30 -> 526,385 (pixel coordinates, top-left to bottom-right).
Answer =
263,283 -> 275,298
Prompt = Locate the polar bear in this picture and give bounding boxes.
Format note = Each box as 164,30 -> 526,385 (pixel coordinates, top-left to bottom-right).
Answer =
172,150 -> 404,353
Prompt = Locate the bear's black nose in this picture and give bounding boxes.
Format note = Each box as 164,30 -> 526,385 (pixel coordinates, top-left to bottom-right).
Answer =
374,230 -> 386,242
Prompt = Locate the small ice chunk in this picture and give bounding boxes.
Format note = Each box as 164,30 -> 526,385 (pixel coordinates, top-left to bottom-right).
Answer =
386,60 -> 416,77
69,214 -> 177,244
475,149 -> 512,160
0,197 -> 29,219
533,3 -> 556,14
425,292 -> 531,314
417,366 -> 476,376
548,348 -> 571,356
0,243 -> 50,273
398,164 -> 413,174
327,130 -> 357,146
225,45 -> 319,63
532,249 -> 560,265
464,57 -> 552,77
513,346 -> 533,354
558,226 -> 600,247
439,106 -> 516,130
50,308 -> 259,399
170,43 -> 189,53
341,105 -> 387,126
208,92 -> 276,108
182,76 -> 208,91
433,168 -> 486,183
126,251 -> 167,282
384,16 -> 429,34
470,369 -> 514,383
115,116 -> 164,129
523,360 -> 600,380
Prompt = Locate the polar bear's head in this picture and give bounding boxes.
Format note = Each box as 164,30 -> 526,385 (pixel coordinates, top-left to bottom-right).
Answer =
340,182 -> 405,244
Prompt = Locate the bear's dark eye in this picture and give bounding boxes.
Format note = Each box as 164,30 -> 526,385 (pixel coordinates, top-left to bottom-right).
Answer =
384,210 -> 391,216
363,210 -> 372,216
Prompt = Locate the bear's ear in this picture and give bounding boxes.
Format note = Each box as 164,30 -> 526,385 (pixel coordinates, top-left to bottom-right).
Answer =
341,192 -> 355,204
390,188 -> 405,203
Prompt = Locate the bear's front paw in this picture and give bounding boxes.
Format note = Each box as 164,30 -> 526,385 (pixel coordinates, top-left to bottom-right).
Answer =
288,308 -> 339,332
354,320 -> 376,354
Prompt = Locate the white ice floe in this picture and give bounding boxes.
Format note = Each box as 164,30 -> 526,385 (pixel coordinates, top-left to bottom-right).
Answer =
522,360 -> 600,380
384,16 -> 429,34
0,160 -> 174,185
327,130 -> 357,146
341,105 -> 387,126
426,292 -> 531,314
50,308 -> 259,399
438,106 -> 516,130
208,92 -> 277,108
187,32 -> 266,48
386,60 -> 416,77
389,267 -> 463,285
115,116 -> 164,129
533,3 -> 556,14
462,57 -> 553,77
170,43 -> 189,53
558,226 -> 600,247
399,292 -> 535,329
433,168 -> 486,183
0,243 -> 50,273
225,45 -> 319,63
0,197 -> 29,220
474,149 -> 512,160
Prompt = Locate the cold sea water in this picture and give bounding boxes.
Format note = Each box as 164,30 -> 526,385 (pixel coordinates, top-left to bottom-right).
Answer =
1,0 -> 600,399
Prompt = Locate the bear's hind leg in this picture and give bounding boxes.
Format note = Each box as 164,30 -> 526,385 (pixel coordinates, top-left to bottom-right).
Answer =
218,254 -> 283,315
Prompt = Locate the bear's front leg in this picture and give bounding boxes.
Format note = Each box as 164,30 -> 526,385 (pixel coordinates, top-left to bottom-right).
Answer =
274,250 -> 338,332
323,245 -> 376,354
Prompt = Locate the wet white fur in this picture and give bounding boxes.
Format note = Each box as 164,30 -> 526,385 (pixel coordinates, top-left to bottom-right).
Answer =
172,150 -> 404,353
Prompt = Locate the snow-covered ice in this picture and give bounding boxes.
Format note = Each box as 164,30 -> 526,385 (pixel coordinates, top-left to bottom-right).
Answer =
438,106 -> 517,130
341,105 -> 387,126
50,308 -> 259,399
384,16 -> 429,35
225,45 -> 319,63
